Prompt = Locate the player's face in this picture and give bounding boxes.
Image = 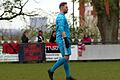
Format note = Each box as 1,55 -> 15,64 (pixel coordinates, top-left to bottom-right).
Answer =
38,32 -> 42,36
53,32 -> 56,36
63,4 -> 68,14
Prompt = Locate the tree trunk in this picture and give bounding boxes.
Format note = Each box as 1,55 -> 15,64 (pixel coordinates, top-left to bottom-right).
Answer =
92,0 -> 119,44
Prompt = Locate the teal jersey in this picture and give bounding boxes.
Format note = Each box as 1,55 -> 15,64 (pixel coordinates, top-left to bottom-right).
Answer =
56,13 -> 70,41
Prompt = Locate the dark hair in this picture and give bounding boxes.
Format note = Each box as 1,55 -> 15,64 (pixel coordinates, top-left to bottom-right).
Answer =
59,2 -> 67,9
52,31 -> 56,35
38,30 -> 43,33
23,30 -> 28,35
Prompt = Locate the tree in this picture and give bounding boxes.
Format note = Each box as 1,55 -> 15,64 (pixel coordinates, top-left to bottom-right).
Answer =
74,0 -> 119,43
92,0 -> 119,43
0,0 -> 37,20
0,0 -> 39,41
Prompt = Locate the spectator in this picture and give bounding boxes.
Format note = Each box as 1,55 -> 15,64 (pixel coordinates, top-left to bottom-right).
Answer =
49,31 -> 56,43
81,34 -> 92,45
78,41 -> 85,56
21,30 -> 29,43
20,30 -> 30,63
74,38 -> 79,44
34,30 -> 44,43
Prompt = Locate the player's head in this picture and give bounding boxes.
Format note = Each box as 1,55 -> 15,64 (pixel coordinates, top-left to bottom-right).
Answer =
59,2 -> 68,14
38,30 -> 43,36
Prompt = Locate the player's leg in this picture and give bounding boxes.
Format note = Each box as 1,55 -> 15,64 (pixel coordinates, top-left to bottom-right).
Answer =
64,55 -> 71,77
48,41 -> 67,80
48,69 -> 54,80
48,56 -> 69,80
64,58 -> 76,80
63,46 -> 71,78
64,44 -> 76,80
49,41 -> 66,72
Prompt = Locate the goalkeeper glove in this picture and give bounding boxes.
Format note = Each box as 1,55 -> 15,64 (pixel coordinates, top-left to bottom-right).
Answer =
64,37 -> 70,48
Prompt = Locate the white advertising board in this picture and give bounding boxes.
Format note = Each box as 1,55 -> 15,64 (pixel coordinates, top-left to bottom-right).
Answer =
46,45 -> 78,61
0,54 -> 18,62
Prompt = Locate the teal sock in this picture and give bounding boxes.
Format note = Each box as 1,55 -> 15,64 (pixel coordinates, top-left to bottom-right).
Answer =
64,61 -> 71,77
50,57 -> 67,72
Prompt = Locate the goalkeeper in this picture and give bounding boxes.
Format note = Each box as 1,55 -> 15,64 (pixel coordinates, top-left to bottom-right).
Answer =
48,2 -> 76,80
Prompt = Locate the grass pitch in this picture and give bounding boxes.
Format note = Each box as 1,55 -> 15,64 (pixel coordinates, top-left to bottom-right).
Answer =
0,61 -> 120,80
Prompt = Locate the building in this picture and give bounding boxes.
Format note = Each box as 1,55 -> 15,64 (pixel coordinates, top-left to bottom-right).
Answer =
29,17 -> 48,32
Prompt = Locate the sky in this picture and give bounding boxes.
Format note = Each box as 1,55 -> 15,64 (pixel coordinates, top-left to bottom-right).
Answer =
0,0 -> 79,29
24,0 -> 74,13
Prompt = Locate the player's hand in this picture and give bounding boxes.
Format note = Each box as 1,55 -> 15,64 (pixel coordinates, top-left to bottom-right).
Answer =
64,37 -> 70,48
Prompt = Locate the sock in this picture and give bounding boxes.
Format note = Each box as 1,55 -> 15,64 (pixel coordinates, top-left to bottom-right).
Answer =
64,61 -> 71,78
50,57 -> 67,72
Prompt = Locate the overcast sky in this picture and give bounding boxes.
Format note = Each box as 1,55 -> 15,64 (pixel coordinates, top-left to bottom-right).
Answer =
25,0 -> 73,12
0,0 -> 79,29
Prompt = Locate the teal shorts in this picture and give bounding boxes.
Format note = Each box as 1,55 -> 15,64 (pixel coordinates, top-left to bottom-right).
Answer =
56,38 -> 71,57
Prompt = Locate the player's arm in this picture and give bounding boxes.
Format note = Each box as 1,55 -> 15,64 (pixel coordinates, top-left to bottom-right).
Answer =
62,32 -> 70,48
57,17 -> 70,48
34,37 -> 38,42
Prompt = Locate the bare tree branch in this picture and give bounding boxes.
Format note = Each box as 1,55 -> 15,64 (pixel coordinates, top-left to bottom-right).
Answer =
0,0 -> 37,20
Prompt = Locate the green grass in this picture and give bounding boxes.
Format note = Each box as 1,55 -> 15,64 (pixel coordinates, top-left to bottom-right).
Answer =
0,61 -> 120,80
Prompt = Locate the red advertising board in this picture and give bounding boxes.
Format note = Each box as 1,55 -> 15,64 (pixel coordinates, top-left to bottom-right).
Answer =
2,43 -> 19,54
24,43 -> 45,61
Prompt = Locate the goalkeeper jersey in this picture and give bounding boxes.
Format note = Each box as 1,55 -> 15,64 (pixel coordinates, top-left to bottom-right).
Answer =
56,13 -> 70,42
